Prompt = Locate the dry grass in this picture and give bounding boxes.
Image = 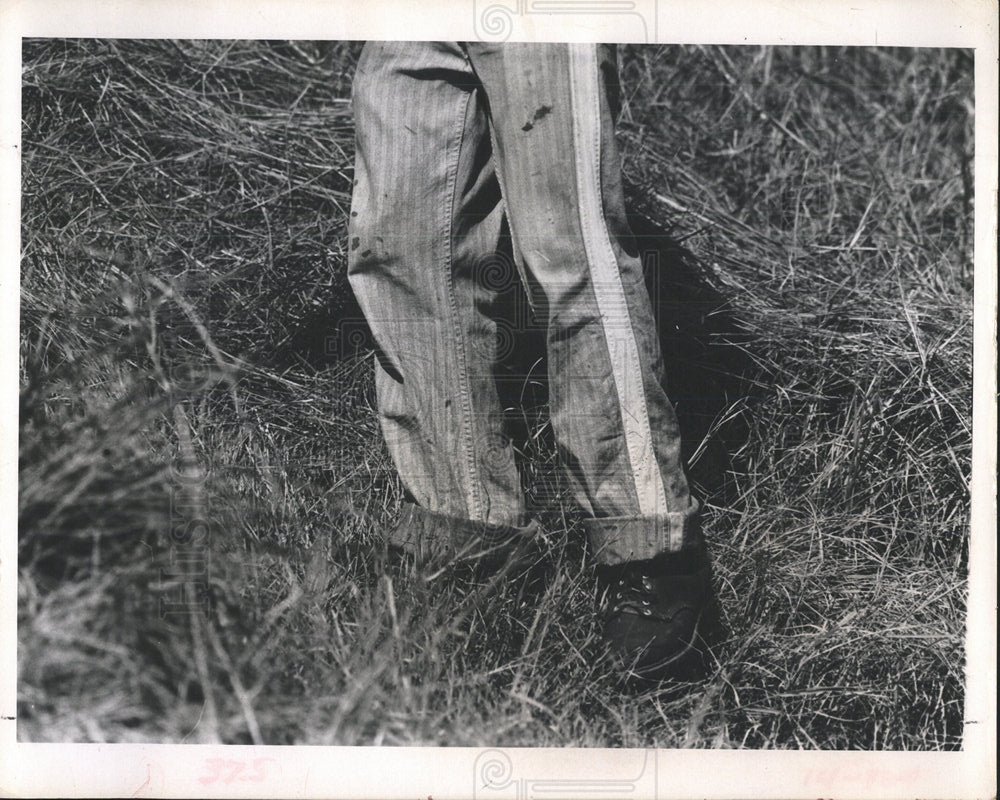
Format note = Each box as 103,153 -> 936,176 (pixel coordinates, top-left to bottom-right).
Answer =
18,40 -> 971,748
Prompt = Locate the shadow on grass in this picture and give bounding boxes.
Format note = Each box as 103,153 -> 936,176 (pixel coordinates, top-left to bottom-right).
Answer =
632,213 -> 755,507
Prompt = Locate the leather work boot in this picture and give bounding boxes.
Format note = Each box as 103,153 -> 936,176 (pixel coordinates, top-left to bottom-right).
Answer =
596,544 -> 714,680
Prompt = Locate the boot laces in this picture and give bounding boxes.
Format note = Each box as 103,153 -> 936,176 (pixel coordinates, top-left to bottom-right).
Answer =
609,570 -> 657,617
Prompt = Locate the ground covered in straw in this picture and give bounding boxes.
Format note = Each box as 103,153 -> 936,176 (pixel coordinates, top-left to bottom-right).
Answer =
18,40 -> 971,748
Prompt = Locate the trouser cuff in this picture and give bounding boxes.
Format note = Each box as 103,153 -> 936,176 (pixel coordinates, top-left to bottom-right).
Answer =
583,499 -> 703,565
388,503 -> 538,562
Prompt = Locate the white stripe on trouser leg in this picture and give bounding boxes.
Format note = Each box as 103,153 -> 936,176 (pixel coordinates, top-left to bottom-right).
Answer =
568,43 -> 669,521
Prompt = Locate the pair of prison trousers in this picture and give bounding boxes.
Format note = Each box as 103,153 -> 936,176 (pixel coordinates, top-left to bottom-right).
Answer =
347,41 -> 700,564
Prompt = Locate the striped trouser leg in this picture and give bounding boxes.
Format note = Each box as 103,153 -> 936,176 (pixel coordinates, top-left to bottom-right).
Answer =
348,41 -> 529,551
466,43 -> 701,562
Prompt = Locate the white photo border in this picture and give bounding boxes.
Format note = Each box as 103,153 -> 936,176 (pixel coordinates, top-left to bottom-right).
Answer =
1,1 -> 996,798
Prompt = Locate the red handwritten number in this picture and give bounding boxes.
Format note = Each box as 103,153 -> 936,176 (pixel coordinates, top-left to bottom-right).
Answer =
200,758 -> 276,785
225,761 -> 245,783
200,759 -> 225,785
200,758 -> 277,785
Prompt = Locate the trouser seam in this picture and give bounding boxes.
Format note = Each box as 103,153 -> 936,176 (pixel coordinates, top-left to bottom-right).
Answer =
444,86 -> 484,521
